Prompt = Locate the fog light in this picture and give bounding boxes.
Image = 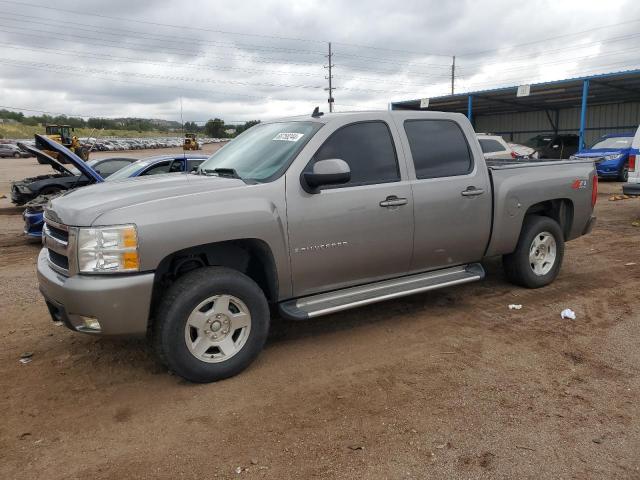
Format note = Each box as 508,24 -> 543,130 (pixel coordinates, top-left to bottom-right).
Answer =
80,316 -> 101,332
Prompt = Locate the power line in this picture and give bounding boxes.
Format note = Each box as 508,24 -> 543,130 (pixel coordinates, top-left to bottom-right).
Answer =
457,16 -> 640,58
0,41 -> 322,78
0,0 -> 327,44
0,23 -> 323,66
0,11 -> 326,56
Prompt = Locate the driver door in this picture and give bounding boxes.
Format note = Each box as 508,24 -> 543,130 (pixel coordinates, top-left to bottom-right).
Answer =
286,118 -> 414,297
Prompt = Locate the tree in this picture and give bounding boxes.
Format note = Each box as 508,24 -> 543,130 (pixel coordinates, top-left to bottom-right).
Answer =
235,120 -> 260,135
204,118 -> 226,138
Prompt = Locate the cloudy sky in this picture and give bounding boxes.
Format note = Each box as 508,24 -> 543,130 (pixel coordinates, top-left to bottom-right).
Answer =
0,0 -> 639,124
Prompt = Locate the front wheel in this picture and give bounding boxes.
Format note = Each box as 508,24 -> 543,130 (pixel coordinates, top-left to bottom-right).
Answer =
13,152 -> 21,158
503,215 -> 565,288
618,161 -> 629,182
153,267 -> 270,383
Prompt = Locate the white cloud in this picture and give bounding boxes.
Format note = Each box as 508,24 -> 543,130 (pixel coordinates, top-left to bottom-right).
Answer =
0,0 -> 638,123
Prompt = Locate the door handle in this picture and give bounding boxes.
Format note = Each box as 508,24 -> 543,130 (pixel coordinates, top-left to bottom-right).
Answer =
461,186 -> 485,197
380,196 -> 408,207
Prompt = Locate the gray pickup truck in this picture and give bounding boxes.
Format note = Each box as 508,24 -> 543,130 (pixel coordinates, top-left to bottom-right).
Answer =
36,111 -> 597,382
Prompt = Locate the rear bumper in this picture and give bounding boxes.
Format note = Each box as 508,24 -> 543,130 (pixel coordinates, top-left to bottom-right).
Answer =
37,248 -> 155,336
622,182 -> 640,196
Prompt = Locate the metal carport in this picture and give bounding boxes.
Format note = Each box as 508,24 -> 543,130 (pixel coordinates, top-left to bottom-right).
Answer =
390,69 -> 640,149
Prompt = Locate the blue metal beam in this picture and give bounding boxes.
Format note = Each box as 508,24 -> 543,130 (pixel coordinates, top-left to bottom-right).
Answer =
467,95 -> 473,123
578,79 -> 590,150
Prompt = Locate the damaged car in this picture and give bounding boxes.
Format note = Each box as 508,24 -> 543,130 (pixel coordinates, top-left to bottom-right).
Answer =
20,136 -> 208,237
11,154 -> 136,205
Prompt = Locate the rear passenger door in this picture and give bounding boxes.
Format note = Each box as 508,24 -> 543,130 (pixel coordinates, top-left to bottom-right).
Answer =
395,114 -> 492,273
286,118 -> 414,297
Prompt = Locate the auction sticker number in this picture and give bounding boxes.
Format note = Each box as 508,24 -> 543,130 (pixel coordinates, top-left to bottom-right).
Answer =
273,132 -> 304,142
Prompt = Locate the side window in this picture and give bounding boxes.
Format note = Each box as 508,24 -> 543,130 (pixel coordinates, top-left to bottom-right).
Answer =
187,159 -> 204,171
478,139 -> 505,153
169,159 -> 185,172
96,160 -> 132,176
141,160 -> 171,176
404,120 -> 473,179
311,121 -> 399,186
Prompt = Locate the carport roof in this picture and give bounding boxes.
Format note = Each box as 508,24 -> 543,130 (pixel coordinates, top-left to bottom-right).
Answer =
391,69 -> 640,116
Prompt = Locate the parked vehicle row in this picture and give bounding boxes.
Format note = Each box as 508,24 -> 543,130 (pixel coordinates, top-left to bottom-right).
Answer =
86,137 -> 224,152
31,111 -> 597,383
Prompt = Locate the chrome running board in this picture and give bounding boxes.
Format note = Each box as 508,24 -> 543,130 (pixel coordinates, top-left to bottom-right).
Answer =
279,263 -> 484,320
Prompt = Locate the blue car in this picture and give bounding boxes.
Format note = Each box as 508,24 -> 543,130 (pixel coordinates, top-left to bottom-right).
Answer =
572,133 -> 634,182
22,135 -> 208,237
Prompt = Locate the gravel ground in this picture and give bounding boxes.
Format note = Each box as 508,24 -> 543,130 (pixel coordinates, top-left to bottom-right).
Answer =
0,166 -> 639,479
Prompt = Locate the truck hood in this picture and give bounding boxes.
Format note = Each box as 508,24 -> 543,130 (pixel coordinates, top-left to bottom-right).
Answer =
47,173 -> 247,226
23,134 -> 104,182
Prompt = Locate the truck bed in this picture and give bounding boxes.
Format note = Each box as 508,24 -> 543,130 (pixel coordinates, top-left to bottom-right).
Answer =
484,157 -> 596,258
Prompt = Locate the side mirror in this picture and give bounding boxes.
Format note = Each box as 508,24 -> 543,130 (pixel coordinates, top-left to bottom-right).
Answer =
301,159 -> 350,193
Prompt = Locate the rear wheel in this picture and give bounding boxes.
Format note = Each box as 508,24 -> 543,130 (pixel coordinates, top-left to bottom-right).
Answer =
153,267 -> 270,383
13,152 -> 20,158
503,215 -> 565,288
618,161 -> 629,182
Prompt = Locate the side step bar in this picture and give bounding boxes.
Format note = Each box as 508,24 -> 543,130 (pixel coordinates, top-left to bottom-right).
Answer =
278,263 -> 485,320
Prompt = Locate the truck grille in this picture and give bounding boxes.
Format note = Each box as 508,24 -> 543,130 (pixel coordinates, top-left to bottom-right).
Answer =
43,216 -> 72,276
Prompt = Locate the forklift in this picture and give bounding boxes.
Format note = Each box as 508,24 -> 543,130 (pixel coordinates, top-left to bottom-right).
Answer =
42,124 -> 90,162
183,133 -> 200,151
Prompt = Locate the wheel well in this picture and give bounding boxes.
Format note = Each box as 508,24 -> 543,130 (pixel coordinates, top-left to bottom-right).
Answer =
150,239 -> 278,319
524,199 -> 574,239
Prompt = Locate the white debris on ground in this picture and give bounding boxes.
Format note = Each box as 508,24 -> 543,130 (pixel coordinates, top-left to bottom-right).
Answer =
508,304 -> 523,310
561,308 -> 576,320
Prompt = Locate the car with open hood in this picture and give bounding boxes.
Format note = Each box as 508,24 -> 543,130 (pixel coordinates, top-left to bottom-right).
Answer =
19,135 -> 208,237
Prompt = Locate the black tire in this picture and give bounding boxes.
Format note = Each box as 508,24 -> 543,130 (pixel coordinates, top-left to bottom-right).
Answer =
618,161 -> 629,182
75,147 -> 89,161
153,267 -> 270,383
503,215 -> 565,289
13,152 -> 20,158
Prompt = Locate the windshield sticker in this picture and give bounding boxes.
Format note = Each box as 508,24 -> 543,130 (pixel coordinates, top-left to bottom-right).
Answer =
273,132 -> 304,142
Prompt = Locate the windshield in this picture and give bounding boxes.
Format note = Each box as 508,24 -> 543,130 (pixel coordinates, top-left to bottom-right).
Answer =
198,121 -> 321,181
106,159 -> 153,181
589,136 -> 633,150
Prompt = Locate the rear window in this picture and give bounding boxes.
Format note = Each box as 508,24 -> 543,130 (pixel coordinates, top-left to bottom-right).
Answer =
404,120 -> 473,179
478,138 -> 506,153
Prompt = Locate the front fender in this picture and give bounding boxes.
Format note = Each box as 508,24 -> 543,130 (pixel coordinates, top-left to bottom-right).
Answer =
92,179 -> 292,298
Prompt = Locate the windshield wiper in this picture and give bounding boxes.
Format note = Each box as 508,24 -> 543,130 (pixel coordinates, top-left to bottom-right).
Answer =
201,167 -> 242,179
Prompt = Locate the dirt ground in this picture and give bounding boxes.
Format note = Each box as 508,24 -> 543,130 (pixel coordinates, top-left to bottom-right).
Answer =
0,162 -> 639,479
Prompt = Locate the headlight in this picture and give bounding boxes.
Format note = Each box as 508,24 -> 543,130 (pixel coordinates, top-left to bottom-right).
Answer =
77,224 -> 140,273
603,154 -> 623,161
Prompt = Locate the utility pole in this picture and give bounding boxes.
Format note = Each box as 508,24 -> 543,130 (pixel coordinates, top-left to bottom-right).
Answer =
451,55 -> 455,95
324,42 -> 335,112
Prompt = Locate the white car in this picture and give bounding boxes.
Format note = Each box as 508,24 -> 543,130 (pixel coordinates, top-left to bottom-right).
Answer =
477,134 -> 516,160
509,142 -> 539,159
622,125 -> 640,196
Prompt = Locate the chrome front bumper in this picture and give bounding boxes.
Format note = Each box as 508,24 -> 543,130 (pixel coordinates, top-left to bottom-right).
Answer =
37,248 -> 155,336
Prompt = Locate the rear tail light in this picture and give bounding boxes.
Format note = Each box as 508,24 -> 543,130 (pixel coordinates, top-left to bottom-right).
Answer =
629,154 -> 636,172
592,174 -> 598,208
510,151 -> 517,159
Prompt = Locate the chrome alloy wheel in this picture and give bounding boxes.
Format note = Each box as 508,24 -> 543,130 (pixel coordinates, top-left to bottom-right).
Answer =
184,295 -> 252,363
529,231 -> 557,276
